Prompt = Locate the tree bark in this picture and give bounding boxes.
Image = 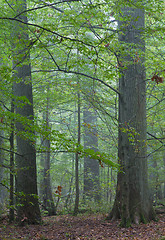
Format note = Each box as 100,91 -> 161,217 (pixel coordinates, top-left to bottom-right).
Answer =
83,106 -> 100,201
74,90 -> 80,215
108,5 -> 155,226
41,96 -> 56,215
0,124 -> 5,209
9,99 -> 14,222
163,152 -> 165,198
0,72 -> 6,210
12,0 -> 41,224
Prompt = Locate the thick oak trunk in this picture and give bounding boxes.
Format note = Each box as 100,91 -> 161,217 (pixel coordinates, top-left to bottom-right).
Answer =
108,5 -> 155,226
12,0 -> 41,224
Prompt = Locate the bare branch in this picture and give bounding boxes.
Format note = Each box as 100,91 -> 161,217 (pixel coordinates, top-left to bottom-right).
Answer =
147,132 -> 165,146
14,0 -> 80,18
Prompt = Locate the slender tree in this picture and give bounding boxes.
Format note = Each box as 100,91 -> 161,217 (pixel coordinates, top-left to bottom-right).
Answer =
164,152 -> 165,198
12,0 -> 41,224
0,125 -> 5,209
73,89 -> 81,215
108,3 -> 155,226
9,99 -> 14,222
40,86 -> 56,215
0,68 -> 6,210
74,43 -> 81,215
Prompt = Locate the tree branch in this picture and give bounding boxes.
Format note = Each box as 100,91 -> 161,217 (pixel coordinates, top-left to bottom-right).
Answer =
147,132 -> 165,146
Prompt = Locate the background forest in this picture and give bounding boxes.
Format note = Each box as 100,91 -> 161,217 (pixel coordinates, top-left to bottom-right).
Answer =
0,0 -> 165,229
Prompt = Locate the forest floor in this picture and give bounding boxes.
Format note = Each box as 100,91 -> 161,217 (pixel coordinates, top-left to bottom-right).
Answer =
0,213 -> 165,240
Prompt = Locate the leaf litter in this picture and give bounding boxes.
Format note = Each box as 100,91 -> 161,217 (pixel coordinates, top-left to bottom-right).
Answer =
0,213 -> 164,239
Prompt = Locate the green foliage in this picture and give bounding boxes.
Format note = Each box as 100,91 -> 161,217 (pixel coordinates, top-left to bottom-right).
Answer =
74,145 -> 120,169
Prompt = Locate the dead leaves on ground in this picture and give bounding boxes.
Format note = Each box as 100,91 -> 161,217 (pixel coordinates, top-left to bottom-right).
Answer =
0,213 -> 164,239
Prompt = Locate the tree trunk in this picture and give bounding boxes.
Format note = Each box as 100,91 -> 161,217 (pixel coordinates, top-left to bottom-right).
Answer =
0,125 -> 5,209
9,99 -> 14,222
108,5 -> 155,226
0,76 -> 6,210
163,152 -> 165,198
12,0 -> 41,225
41,101 -> 56,215
83,106 -> 100,201
74,90 -> 80,215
